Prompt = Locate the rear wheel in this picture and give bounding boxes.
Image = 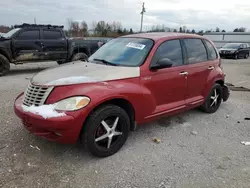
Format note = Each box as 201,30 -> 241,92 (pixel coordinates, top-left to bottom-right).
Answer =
244,53 -> 249,59
200,83 -> 223,113
0,54 -> 10,76
82,105 -> 130,157
71,53 -> 88,62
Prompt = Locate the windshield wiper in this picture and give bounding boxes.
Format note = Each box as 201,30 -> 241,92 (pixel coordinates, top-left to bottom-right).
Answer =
93,58 -> 117,66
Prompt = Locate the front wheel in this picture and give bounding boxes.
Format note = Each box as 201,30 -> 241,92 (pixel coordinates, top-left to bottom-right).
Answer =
200,83 -> 223,113
82,105 -> 130,157
234,54 -> 238,59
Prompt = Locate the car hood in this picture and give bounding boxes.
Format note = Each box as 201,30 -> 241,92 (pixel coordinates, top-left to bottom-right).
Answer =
219,48 -> 237,51
31,61 -> 140,86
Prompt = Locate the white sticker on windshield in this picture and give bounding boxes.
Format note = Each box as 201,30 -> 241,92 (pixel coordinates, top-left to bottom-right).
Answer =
126,42 -> 146,50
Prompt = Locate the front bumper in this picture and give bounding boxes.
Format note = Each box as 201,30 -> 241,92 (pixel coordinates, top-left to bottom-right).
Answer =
14,94 -> 84,144
219,53 -> 236,58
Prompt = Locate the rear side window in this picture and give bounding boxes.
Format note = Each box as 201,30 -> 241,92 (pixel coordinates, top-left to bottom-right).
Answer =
204,40 -> 217,60
183,39 -> 208,64
16,30 -> 40,40
151,39 -> 183,67
43,30 -> 62,39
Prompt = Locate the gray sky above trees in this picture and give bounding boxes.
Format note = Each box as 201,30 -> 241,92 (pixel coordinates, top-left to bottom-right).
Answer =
1,0 -> 250,31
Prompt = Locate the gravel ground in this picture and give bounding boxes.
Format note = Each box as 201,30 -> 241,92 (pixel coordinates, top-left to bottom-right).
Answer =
0,60 -> 250,188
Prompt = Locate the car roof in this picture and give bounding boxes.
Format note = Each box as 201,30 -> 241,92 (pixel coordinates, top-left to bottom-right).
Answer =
121,32 -> 204,41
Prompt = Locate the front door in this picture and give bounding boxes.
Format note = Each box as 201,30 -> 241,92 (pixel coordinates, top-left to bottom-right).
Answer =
12,29 -> 43,61
41,29 -> 68,60
141,39 -> 188,117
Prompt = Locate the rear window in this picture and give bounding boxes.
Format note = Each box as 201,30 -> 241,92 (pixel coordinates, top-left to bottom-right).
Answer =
183,39 -> 208,64
204,40 -> 217,60
43,30 -> 62,39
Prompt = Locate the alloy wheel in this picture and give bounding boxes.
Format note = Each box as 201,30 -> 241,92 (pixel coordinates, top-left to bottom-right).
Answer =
95,116 -> 123,149
210,88 -> 220,108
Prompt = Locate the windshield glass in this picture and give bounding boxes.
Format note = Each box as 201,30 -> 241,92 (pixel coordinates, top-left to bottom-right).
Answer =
223,43 -> 240,49
3,28 -> 20,38
89,37 -> 154,67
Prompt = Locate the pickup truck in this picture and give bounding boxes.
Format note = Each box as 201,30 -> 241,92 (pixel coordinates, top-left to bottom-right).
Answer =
0,23 -> 110,76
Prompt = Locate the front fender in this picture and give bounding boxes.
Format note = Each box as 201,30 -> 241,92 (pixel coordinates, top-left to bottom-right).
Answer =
46,79 -> 156,122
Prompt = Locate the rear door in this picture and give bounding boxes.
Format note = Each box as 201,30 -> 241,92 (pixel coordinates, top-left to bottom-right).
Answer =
41,29 -> 67,60
141,39 -> 188,116
182,38 -> 218,106
12,29 -> 43,61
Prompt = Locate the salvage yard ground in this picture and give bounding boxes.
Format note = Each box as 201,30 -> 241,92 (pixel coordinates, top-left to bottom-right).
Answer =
0,59 -> 250,188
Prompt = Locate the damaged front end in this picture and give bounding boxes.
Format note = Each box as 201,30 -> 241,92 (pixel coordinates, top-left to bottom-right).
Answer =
222,84 -> 230,102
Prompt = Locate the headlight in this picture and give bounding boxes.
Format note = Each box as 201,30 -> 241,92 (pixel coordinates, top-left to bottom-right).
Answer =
54,96 -> 90,111
230,50 -> 235,53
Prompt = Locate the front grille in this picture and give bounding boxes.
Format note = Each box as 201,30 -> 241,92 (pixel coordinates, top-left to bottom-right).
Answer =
22,83 -> 53,107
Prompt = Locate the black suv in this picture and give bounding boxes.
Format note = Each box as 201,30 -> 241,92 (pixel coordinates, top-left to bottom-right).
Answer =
219,43 -> 250,59
0,23 -> 109,76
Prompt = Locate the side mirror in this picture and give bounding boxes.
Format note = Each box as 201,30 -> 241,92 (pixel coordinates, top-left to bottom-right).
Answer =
150,58 -> 173,70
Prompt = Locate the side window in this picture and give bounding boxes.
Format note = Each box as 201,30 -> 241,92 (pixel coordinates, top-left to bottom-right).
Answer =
204,40 -> 217,60
43,30 -> 62,39
16,30 -> 40,40
183,39 -> 208,64
151,39 -> 183,67
243,44 -> 247,48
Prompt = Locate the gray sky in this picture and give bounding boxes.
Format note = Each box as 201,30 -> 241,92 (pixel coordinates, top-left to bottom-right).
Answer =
1,0 -> 250,31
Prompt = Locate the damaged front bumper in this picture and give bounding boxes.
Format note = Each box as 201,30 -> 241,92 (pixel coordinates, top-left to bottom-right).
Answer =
222,84 -> 230,102
14,93 -> 83,144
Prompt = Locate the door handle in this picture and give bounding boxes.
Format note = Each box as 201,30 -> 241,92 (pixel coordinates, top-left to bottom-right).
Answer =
179,71 -> 188,76
208,66 -> 214,70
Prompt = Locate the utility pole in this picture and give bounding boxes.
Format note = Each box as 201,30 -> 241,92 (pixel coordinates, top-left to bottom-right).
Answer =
140,2 -> 146,33
34,18 -> 36,24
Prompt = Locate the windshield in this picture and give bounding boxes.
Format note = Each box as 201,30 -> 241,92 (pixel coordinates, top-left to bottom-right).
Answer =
223,43 -> 240,49
88,37 -> 154,67
3,28 -> 20,38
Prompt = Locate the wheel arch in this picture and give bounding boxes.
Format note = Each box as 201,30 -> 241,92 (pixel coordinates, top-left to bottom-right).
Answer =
72,46 -> 90,57
81,97 -> 136,135
0,48 -> 11,62
215,79 -> 224,86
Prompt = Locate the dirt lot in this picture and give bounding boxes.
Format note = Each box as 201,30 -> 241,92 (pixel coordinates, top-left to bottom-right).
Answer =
0,59 -> 250,188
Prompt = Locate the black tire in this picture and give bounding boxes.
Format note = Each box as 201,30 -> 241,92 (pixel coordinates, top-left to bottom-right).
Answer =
200,83 -> 223,113
244,53 -> 249,59
71,53 -> 88,62
82,105 -> 130,157
234,54 -> 238,60
0,54 -> 10,76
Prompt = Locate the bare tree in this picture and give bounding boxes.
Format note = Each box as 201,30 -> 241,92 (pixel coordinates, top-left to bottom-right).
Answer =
80,21 -> 88,37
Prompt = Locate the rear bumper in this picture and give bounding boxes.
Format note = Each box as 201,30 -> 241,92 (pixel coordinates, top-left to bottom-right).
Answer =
14,94 -> 84,144
222,84 -> 230,102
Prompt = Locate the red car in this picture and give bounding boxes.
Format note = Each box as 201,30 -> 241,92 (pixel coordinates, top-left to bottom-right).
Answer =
14,32 -> 230,157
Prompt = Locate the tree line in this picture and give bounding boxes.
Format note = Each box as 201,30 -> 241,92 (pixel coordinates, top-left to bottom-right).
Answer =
0,21 -> 248,37
66,19 -> 134,37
